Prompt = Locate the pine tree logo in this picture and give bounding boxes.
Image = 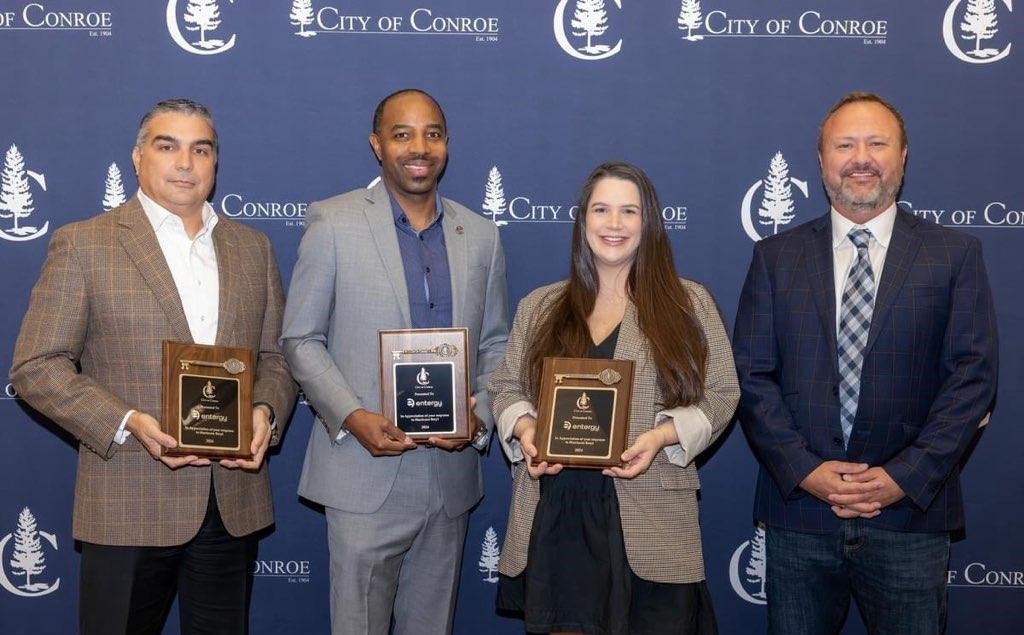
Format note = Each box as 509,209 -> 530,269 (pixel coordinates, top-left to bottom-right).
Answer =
482,166 -> 509,227
478,526 -> 501,583
728,526 -> 767,605
571,0 -> 611,54
740,150 -> 809,242
554,0 -> 623,61
943,0 -> 1013,64
290,0 -> 316,37
757,152 -> 796,235
0,144 -> 50,243
677,0 -> 704,41
103,162 -> 127,211
0,507 -> 61,598
166,0 -> 237,56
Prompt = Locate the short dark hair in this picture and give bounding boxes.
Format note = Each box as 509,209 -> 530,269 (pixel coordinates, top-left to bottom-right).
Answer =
136,98 -> 217,151
371,89 -> 447,134
818,92 -> 906,152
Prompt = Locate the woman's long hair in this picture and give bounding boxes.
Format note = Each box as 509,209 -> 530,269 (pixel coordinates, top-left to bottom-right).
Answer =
524,162 -> 707,408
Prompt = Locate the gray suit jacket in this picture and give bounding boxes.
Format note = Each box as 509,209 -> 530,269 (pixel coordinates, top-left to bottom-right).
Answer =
10,198 -> 297,546
281,182 -> 509,516
489,280 -> 739,583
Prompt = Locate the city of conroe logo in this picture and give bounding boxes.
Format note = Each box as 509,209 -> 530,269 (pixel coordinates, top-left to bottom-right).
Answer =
677,2 -> 888,44
729,526 -> 766,605
0,507 -> 61,598
166,0 -> 236,55
480,166 -> 689,230
576,392 -> 591,410
102,162 -> 127,211
416,367 -> 430,386
253,558 -> 311,583
740,151 -> 809,242
0,144 -> 50,242
554,0 -> 623,61
902,198 -> 1024,228
0,4 -> 113,34
288,3 -> 500,39
478,526 -> 501,583
944,0 -> 1013,64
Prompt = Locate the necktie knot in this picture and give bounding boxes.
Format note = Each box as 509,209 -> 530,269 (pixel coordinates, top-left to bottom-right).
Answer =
848,227 -> 872,253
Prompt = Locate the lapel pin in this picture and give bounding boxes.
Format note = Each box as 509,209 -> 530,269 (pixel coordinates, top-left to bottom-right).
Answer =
455,225 -> 464,235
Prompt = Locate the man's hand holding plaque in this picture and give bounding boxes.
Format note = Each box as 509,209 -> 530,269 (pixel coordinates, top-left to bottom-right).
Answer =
128,410 -> 210,469
344,408 -> 417,456
219,405 -> 274,471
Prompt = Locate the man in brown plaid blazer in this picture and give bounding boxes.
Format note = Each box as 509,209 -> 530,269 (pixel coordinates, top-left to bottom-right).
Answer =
10,99 -> 296,635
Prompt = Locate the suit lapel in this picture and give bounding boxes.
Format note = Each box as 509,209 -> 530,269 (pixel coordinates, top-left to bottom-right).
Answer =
212,222 -> 240,345
863,208 -> 922,355
442,199 -> 467,326
116,199 -> 193,343
804,214 -> 839,365
364,183 -> 411,327
612,303 -> 643,368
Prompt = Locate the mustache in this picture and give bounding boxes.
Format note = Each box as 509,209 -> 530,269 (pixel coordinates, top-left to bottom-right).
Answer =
841,161 -> 881,178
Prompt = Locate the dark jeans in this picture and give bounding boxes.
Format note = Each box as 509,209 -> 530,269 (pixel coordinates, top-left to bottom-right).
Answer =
765,522 -> 949,635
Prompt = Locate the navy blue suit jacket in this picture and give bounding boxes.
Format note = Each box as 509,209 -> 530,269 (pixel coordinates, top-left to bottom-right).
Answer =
734,207 -> 997,533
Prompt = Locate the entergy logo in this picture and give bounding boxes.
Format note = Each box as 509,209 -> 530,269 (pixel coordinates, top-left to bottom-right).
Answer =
0,144 -> 49,242
729,526 -> 766,605
740,151 -> 809,242
478,526 -> 501,583
554,0 -> 623,60
166,0 -> 236,55
0,507 -> 61,597
944,0 -> 1013,63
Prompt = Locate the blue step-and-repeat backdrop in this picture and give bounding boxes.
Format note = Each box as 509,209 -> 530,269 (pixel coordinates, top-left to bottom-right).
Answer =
1,2 -> 1021,633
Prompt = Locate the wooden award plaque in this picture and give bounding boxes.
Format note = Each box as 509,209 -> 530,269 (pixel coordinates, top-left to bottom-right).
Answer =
162,341 -> 255,459
534,357 -> 634,469
379,328 -> 471,443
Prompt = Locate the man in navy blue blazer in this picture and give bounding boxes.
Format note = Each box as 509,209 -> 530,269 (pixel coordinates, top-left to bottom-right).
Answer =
734,92 -> 997,634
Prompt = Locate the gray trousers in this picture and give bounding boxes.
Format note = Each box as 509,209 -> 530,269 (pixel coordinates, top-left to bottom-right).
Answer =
325,448 -> 469,635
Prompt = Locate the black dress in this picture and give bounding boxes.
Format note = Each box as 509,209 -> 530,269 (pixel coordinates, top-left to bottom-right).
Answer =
496,325 -> 718,635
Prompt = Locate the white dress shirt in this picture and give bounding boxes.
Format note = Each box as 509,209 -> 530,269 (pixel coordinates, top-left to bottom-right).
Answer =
114,191 -> 220,444
831,203 -> 896,333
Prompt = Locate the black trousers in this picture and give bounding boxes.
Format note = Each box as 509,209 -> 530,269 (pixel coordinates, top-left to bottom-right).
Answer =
79,484 -> 256,635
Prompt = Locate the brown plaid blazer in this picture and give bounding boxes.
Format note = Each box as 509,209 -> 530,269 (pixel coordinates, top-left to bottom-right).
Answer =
10,198 -> 296,546
489,279 -> 739,583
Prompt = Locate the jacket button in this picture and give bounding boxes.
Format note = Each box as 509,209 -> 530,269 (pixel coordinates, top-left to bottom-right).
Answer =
832,437 -> 843,446
832,385 -> 839,396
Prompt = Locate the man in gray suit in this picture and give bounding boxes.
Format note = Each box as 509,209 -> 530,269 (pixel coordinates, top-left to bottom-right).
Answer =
280,89 -> 509,635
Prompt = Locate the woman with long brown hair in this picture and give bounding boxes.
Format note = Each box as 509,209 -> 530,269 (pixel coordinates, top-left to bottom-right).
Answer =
488,162 -> 739,635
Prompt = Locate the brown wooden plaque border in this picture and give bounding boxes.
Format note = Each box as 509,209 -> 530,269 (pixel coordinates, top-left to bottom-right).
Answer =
379,328 -> 471,443
161,341 -> 255,460
534,356 -> 634,469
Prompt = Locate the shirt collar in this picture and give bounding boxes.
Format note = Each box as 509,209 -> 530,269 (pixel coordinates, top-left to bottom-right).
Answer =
387,190 -> 445,231
830,203 -> 896,250
136,189 -> 218,238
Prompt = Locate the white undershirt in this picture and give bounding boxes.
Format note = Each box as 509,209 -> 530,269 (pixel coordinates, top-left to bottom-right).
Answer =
114,191 -> 220,444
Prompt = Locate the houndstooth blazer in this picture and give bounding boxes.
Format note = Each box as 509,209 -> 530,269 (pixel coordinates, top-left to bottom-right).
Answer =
10,198 -> 296,546
489,279 -> 739,584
